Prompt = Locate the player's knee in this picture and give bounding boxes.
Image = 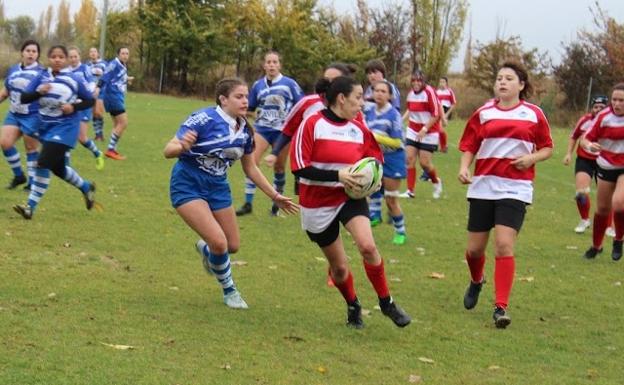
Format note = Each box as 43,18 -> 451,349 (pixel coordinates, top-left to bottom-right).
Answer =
209,239 -> 228,255
494,241 -> 514,257
227,242 -> 240,254
330,265 -> 349,283
612,198 -> 624,213
357,241 -> 378,259
466,248 -> 485,259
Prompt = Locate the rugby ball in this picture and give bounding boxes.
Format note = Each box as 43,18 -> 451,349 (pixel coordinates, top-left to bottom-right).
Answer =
344,157 -> 383,199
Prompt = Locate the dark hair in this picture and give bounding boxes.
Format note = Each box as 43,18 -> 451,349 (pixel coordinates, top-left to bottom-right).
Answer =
68,46 -> 80,55
411,69 -> 425,81
440,76 -> 448,83
48,45 -> 68,57
500,61 -> 533,100
215,77 -> 254,138
316,76 -> 359,107
325,62 -> 357,77
373,80 -> 393,96
365,59 -> 386,77
20,39 -> 40,60
613,83 -> 624,93
117,47 -> 128,55
264,50 -> 281,61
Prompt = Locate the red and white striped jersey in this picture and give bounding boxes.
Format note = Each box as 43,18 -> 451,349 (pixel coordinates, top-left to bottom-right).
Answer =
436,87 -> 456,108
585,106 -> 624,170
459,100 -> 553,204
405,85 -> 441,142
291,111 -> 382,232
281,94 -> 325,137
570,113 -> 598,160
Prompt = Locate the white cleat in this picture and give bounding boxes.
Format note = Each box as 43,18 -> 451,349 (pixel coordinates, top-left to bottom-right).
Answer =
606,226 -> 616,238
224,290 -> 249,309
574,219 -> 591,234
399,190 -> 415,198
432,178 -> 443,199
195,239 -> 213,275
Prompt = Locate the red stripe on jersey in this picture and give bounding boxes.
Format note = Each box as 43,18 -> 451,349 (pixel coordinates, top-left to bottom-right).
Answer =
281,94 -> 324,137
598,149 -> 624,167
585,107 -> 624,167
406,85 -> 441,133
570,113 -> 597,160
474,157 -> 535,180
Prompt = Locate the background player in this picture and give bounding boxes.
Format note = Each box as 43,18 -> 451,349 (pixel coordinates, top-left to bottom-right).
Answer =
86,47 -> 107,141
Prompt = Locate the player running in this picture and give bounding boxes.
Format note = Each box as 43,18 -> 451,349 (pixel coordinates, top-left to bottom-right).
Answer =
86,47 -> 107,141
363,59 -> 401,111
436,76 -> 456,153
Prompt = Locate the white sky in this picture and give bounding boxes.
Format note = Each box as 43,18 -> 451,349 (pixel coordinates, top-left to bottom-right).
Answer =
4,0 -> 624,72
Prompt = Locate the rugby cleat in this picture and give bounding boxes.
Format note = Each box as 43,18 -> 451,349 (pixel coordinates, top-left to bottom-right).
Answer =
399,190 -> 415,199
105,149 -> 126,160
13,204 -> 33,220
574,219 -> 591,234
583,246 -> 603,259
236,202 -> 252,216
83,183 -> 96,210
493,306 -> 511,329
606,227 -> 616,238
223,289 -> 249,309
7,174 -> 27,190
612,240 -> 623,261
346,299 -> 364,329
463,279 -> 484,310
380,297 -> 411,327
432,178 -> 443,199
392,233 -> 406,245
95,153 -> 105,170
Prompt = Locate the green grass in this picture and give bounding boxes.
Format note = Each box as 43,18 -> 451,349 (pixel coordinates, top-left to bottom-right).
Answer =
0,93 -> 622,385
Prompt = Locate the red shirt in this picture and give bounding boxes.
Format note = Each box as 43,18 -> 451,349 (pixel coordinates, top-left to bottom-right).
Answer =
405,84 -> 441,141
570,113 -> 597,160
436,87 -> 456,108
585,106 -> 624,169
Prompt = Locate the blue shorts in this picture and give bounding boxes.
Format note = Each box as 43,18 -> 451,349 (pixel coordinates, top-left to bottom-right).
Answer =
80,108 -> 93,122
383,150 -> 407,179
170,162 -> 232,210
3,111 -> 40,137
256,128 -> 281,146
104,95 -> 126,115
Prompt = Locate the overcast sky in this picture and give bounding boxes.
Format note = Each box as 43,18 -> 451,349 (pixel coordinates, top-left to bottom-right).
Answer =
4,0 -> 623,72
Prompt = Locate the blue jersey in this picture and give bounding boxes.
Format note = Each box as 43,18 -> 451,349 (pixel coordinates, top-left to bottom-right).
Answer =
248,74 -> 303,132
24,68 -> 94,147
176,106 -> 254,178
364,103 -> 404,154
86,59 -> 107,80
364,82 -> 401,111
69,63 -> 96,94
4,62 -> 46,115
100,57 -> 128,99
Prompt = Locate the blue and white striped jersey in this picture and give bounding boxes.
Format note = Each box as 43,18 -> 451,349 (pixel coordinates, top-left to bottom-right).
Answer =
86,59 -> 107,79
69,63 -> 96,94
100,57 -> 127,97
364,102 -> 404,153
176,106 -> 254,177
248,74 -> 303,132
364,82 -> 401,112
4,62 -> 46,115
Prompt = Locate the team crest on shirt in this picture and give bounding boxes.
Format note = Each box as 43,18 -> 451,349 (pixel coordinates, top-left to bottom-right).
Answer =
195,147 -> 244,176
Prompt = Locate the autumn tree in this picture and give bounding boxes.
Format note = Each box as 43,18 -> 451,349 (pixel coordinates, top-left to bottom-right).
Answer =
4,16 -> 36,50
367,2 -> 411,82
74,0 -> 99,50
36,5 -> 54,44
55,0 -> 73,43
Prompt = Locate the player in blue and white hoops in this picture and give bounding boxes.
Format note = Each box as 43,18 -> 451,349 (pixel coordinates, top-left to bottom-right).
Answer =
97,47 -> 133,160
13,45 -> 97,220
236,51 -> 303,216
164,78 -> 298,309
68,47 -> 105,170
364,59 -> 401,112
86,47 -> 107,141
364,80 -> 407,245
0,40 -> 45,190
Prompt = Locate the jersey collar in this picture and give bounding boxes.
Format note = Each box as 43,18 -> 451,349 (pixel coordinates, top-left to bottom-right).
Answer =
266,73 -> 283,85
215,106 -> 246,136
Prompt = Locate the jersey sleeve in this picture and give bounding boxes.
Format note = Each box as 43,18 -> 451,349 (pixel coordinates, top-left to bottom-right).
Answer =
450,89 -> 457,105
248,81 -> 259,111
389,109 -> 404,139
570,116 -> 587,140
243,124 -> 255,155
364,128 -> 384,163
391,83 -> 401,111
99,61 -> 117,85
281,98 -> 307,137
175,111 -> 204,140
23,72 -> 43,94
584,114 -> 604,142
535,110 -> 553,149
427,88 -> 441,117
76,76 -> 95,102
458,111 -> 482,154
291,80 -> 304,104
290,117 -> 315,171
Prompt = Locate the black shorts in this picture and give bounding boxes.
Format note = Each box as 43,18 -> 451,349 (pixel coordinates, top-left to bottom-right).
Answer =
442,105 -> 453,119
467,198 -> 527,232
109,109 -> 126,117
306,199 -> 369,247
596,166 -> 624,183
575,157 -> 598,179
405,138 -> 438,153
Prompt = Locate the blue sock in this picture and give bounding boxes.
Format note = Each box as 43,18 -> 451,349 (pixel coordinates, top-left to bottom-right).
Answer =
244,177 -> 255,204
107,133 -> 120,151
63,166 -> 90,194
26,151 -> 38,185
93,117 -> 104,137
208,251 -> 236,295
273,172 -> 286,193
82,139 -> 101,158
392,214 -> 406,234
27,168 -> 51,211
369,190 -> 383,220
3,147 -> 24,177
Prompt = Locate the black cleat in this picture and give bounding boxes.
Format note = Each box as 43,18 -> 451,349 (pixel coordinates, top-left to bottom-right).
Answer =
493,306 -> 511,329
612,240 -> 623,261
23,183 -> 31,192
7,174 -> 27,189
13,204 -> 33,220
235,202 -> 252,216
380,297 -> 411,327
270,203 -> 279,216
463,279 -> 485,310
83,182 -> 96,210
583,246 -> 603,259
346,299 -> 364,329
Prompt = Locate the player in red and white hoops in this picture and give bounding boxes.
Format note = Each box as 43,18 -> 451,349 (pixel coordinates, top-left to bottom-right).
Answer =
563,95 -> 613,234
458,62 -> 553,328
581,83 -> 624,261
401,70 -> 443,199
436,76 -> 456,153
290,76 -> 411,329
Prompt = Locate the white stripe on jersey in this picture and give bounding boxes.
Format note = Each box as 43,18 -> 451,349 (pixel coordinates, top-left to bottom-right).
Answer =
313,121 -> 365,144
310,161 -> 351,170
408,111 -> 432,123
298,178 -> 343,188
479,105 -> 538,124
476,137 -> 536,160
598,138 -> 624,154
467,175 -> 534,203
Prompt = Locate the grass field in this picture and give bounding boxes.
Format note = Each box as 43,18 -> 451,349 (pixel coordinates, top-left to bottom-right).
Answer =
0,92 -> 622,385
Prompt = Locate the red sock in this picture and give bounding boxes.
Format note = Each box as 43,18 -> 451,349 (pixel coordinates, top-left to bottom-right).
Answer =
440,130 -> 448,150
576,193 -> 590,220
363,259 -> 390,299
407,167 -> 416,191
428,167 -> 439,184
466,252 -> 485,283
333,270 -> 357,304
494,256 -> 515,309
614,211 -> 624,240
593,213 -> 609,248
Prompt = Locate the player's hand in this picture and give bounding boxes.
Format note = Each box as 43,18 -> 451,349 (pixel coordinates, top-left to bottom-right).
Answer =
179,130 -> 197,151
585,142 -> 601,154
61,103 -> 74,115
511,154 -> 536,170
264,154 -> 277,168
563,154 -> 571,165
458,167 -> 472,184
417,128 -> 427,140
272,193 -> 299,215
37,84 -> 51,94
127,76 -> 135,85
338,167 -> 365,190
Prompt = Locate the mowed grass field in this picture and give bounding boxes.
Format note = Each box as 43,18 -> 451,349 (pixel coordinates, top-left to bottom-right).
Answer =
0,92 -> 622,385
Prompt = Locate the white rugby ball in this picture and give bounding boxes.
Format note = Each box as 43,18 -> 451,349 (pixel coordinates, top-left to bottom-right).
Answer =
344,157 -> 383,199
